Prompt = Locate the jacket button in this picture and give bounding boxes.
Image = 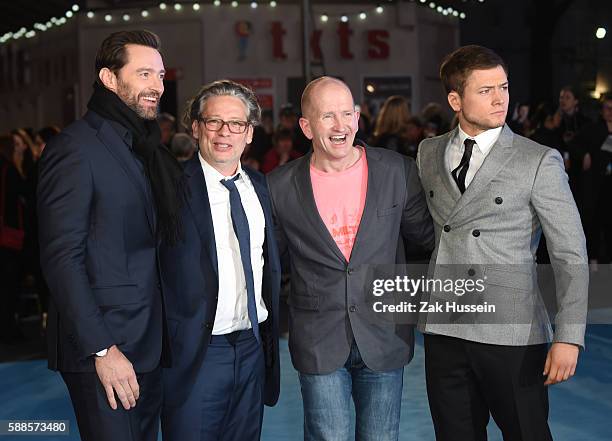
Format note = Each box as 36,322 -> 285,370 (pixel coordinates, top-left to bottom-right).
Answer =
349,305 -> 357,312
468,268 -> 476,276
443,225 -> 451,232
347,268 -> 354,275
495,197 -> 503,205
429,190 -> 434,198
203,322 -> 213,330
472,229 -> 480,237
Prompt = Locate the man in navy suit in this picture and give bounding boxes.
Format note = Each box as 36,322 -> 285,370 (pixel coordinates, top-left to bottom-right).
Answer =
160,80 -> 281,441
38,30 -> 184,441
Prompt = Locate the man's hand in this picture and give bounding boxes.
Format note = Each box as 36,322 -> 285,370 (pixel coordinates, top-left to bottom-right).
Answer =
95,345 -> 139,410
543,342 -> 579,386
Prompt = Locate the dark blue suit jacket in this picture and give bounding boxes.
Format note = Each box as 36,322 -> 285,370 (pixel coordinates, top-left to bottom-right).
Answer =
38,110 -> 168,373
160,156 -> 281,407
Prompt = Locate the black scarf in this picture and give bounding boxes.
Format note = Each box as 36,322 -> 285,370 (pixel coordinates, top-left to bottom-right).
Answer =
87,82 -> 186,245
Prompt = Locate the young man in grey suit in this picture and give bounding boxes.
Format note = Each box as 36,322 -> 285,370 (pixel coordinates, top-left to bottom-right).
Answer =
416,45 -> 588,441
267,77 -> 434,441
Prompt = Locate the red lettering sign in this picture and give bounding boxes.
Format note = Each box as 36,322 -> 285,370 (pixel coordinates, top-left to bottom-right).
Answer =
367,30 -> 390,59
269,23 -> 390,61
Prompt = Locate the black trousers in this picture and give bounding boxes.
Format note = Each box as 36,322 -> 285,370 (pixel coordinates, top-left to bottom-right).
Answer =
0,247 -> 21,340
62,366 -> 162,441
424,334 -> 553,441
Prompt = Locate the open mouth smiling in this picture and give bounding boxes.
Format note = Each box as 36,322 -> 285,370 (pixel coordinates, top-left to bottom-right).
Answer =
329,134 -> 347,144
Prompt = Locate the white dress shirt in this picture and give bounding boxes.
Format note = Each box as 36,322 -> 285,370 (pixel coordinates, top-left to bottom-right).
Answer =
199,153 -> 268,335
446,125 -> 503,189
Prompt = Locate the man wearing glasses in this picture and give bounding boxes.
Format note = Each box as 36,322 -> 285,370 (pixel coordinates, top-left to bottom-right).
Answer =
159,80 -> 281,441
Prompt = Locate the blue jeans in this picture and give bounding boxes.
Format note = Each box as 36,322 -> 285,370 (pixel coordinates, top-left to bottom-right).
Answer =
299,342 -> 403,441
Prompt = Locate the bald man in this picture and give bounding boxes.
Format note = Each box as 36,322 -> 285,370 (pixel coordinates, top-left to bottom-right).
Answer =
267,77 -> 434,441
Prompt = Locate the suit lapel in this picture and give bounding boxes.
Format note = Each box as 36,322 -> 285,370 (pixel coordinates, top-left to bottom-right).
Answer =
184,157 -> 219,278
94,118 -> 155,234
246,167 -> 276,263
245,168 -> 279,306
294,154 -> 347,263
350,147 -> 382,262
247,167 -> 270,218
437,128 -> 462,203
448,125 -> 516,219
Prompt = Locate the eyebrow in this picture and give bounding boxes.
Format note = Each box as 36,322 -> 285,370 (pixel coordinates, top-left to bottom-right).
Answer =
136,67 -> 166,74
203,114 -> 247,120
321,109 -> 353,116
479,82 -> 508,89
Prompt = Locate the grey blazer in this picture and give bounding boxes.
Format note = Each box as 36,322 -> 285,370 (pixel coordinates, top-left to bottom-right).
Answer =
416,125 -> 588,347
268,146 -> 434,375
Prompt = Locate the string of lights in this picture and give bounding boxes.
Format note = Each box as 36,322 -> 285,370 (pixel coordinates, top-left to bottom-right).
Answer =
0,1 -> 468,46
0,4 -> 80,44
416,0 -> 466,19
317,1 -> 464,24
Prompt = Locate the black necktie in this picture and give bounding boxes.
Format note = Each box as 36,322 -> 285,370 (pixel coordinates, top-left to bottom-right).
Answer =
451,138 -> 475,194
220,174 -> 260,343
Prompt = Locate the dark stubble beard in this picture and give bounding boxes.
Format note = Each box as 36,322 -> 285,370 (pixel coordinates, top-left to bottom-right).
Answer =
116,80 -> 160,120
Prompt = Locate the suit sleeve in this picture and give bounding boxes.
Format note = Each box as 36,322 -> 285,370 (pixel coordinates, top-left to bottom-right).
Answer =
265,175 -> 289,263
415,140 -> 424,177
38,133 -> 116,360
531,148 -> 588,347
400,157 -> 435,252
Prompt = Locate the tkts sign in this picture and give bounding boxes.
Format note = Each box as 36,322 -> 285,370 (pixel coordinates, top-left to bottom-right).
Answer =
270,22 -> 390,60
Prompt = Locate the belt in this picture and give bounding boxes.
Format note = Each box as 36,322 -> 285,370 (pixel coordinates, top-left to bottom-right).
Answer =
210,328 -> 255,345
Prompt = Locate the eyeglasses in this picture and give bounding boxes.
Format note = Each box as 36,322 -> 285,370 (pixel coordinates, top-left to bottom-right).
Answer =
198,117 -> 250,134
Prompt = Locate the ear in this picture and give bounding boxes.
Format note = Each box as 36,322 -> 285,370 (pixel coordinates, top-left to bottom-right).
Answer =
447,91 -> 462,113
191,120 -> 200,139
99,68 -> 118,92
299,117 -> 313,140
246,124 -> 254,145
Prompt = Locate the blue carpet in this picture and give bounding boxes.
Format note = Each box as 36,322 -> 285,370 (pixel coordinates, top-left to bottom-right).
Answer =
1,327 -> 611,440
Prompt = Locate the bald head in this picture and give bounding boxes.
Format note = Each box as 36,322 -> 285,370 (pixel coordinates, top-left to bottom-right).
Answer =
301,76 -> 354,118
297,76 -> 359,168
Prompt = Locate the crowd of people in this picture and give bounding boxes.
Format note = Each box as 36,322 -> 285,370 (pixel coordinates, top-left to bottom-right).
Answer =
508,88 -> 612,265
154,94 -> 454,174
0,126 -> 58,343
0,27 -> 602,441
1,83 -> 611,345
239,95 -> 451,170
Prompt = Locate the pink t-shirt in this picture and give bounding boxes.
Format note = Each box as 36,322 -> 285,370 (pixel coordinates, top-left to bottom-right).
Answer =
310,150 -> 368,261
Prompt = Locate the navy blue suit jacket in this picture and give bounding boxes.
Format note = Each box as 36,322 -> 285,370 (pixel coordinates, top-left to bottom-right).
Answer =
160,156 -> 281,407
38,110 -> 168,373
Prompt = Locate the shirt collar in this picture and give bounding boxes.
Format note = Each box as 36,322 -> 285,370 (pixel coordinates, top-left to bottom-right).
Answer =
198,152 -> 244,184
456,124 -> 503,155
